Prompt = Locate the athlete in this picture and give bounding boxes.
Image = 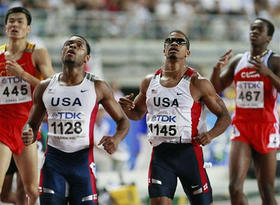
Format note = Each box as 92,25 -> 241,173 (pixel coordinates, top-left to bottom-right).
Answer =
119,30 -> 231,205
0,7 -> 54,204
210,18 -> 280,204
22,35 -> 130,205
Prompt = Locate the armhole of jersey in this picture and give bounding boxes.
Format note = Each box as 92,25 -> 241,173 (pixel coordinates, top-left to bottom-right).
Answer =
0,44 -> 6,55
25,42 -> 36,53
85,72 -> 96,82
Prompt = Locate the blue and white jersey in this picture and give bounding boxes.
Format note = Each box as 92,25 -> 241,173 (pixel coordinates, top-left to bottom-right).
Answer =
43,72 -> 99,153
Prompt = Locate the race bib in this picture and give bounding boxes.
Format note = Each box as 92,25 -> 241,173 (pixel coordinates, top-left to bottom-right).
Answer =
48,112 -> 86,140
0,76 -> 32,104
236,81 -> 264,108
147,114 -> 182,138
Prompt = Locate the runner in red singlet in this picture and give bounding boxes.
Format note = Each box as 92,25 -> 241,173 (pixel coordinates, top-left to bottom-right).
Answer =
210,18 -> 280,205
0,7 -> 54,205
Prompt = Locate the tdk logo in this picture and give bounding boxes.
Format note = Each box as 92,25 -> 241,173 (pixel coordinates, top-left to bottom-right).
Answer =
54,112 -> 82,119
152,115 -> 176,122
2,77 -> 26,84
237,82 -> 262,89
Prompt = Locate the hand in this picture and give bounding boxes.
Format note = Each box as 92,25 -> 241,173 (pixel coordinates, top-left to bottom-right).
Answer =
248,56 -> 271,77
22,124 -> 35,145
214,49 -> 233,70
194,132 -> 213,146
6,60 -> 24,77
98,135 -> 120,154
118,93 -> 135,110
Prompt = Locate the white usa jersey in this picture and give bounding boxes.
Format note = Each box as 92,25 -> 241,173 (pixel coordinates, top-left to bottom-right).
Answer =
146,68 -> 207,147
43,72 -> 99,153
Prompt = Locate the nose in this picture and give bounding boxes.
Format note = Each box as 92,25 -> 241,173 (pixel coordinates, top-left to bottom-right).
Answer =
69,43 -> 77,49
170,41 -> 179,46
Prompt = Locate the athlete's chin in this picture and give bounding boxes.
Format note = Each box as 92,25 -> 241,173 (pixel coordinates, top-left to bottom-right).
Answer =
63,59 -> 75,65
168,55 -> 177,60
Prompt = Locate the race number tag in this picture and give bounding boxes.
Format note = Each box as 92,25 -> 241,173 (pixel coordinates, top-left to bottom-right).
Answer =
48,110 -> 86,140
0,76 -> 32,104
147,114 -> 180,138
236,81 -> 264,108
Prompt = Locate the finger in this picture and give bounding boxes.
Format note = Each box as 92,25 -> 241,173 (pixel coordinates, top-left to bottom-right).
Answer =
126,93 -> 134,99
98,136 -> 108,145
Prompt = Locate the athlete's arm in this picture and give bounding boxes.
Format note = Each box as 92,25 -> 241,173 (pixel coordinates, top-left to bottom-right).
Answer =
118,74 -> 151,120
33,46 -> 55,79
95,80 -> 129,154
210,51 -> 241,94
191,74 -> 231,145
22,80 -> 49,145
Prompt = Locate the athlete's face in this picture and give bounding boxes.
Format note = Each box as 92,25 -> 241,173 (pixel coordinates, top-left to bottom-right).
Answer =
62,36 -> 90,66
5,13 -> 30,39
163,32 -> 190,60
249,20 -> 271,47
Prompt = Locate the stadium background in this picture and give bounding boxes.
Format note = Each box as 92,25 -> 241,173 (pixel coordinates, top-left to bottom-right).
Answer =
0,0 -> 279,204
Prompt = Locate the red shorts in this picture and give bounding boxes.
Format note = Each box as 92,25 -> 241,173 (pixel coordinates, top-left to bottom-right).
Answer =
231,122 -> 280,154
0,118 -> 27,154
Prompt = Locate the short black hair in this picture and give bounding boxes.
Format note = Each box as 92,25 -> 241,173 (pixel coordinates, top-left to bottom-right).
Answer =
255,18 -> 275,37
72,35 -> 91,55
167,30 -> 190,50
5,7 -> 32,25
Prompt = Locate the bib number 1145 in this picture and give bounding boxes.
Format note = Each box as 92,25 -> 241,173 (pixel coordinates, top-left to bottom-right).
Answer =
148,124 -> 177,136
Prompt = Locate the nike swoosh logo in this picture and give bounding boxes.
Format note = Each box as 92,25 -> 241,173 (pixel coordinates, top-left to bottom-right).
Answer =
81,90 -> 88,93
177,93 -> 183,95
191,185 -> 199,189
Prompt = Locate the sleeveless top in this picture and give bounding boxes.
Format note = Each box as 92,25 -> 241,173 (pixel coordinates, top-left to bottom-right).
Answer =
232,50 -> 278,124
43,72 -> 99,153
0,43 -> 38,120
146,68 -> 207,147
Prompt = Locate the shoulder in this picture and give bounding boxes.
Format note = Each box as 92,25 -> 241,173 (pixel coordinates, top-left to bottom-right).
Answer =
269,53 -> 280,71
191,73 -> 216,97
231,53 -> 243,65
32,44 -> 49,59
94,78 -> 111,92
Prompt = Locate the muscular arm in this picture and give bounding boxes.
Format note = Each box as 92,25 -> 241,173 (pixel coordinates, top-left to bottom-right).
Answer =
22,80 -> 49,144
118,75 -> 152,120
191,75 -> 231,145
95,80 -> 129,153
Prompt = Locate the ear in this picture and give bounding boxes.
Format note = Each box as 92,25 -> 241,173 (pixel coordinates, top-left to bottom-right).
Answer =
26,25 -> 31,34
84,55 -> 90,63
266,36 -> 272,44
185,50 -> 190,57
5,25 -> 8,34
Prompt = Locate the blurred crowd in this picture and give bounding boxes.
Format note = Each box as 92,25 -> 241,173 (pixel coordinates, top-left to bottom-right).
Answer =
0,0 -> 279,18
0,0 -> 279,40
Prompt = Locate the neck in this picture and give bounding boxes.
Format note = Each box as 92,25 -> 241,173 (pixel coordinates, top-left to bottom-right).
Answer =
7,39 -> 27,54
61,66 -> 85,86
250,45 -> 268,57
163,61 -> 188,78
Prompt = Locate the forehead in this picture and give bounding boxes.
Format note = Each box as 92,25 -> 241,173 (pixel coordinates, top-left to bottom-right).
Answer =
168,32 -> 186,39
7,12 -> 27,20
65,36 -> 86,45
251,20 -> 267,29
